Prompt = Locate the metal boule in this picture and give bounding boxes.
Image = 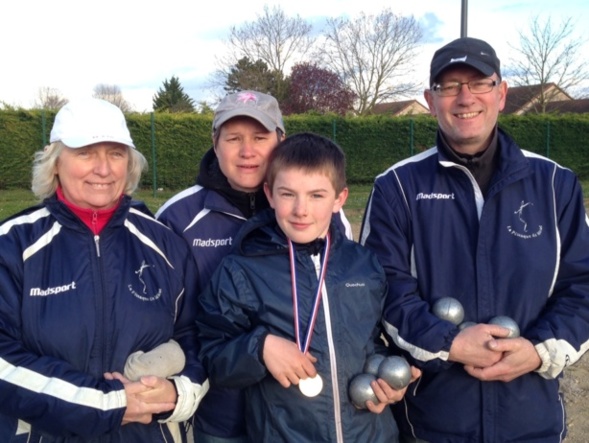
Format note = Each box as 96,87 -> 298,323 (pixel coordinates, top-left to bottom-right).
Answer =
432,297 -> 465,325
363,354 -> 386,376
349,373 -> 379,409
459,321 -> 477,330
377,356 -> 411,390
489,315 -> 520,338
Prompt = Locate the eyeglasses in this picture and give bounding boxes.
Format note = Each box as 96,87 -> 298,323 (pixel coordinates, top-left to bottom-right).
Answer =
431,79 -> 499,97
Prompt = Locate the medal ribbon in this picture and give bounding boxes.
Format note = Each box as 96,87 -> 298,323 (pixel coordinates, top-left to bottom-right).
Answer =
288,233 -> 331,354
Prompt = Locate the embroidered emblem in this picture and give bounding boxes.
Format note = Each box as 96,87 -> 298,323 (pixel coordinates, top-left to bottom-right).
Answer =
514,201 -> 533,232
236,91 -> 258,104
507,200 -> 543,239
450,56 -> 467,63
128,260 -> 163,301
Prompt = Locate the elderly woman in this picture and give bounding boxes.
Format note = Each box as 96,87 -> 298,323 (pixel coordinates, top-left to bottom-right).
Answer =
0,98 -> 206,442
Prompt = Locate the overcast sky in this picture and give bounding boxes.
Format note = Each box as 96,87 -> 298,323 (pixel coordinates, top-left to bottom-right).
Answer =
2,0 -> 588,112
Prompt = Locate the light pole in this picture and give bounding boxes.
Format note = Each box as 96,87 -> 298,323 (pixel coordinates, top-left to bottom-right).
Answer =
461,0 -> 468,37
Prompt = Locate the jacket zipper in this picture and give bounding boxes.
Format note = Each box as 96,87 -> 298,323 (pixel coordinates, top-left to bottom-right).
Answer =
92,233 -> 109,384
312,254 -> 344,443
94,235 -> 101,257
441,160 -> 485,220
92,212 -> 101,257
249,193 -> 256,212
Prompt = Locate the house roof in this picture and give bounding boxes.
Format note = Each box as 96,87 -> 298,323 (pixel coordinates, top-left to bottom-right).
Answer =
503,83 -> 573,115
372,99 -> 429,116
371,85 -> 587,117
545,98 -> 589,114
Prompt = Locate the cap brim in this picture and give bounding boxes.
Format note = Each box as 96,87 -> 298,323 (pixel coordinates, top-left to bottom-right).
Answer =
432,60 -> 496,84
214,109 -> 279,133
59,135 -> 136,149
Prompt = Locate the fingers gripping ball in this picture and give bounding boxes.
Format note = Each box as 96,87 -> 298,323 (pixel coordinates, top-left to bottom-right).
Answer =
349,374 -> 379,409
432,297 -> 465,325
489,315 -> 520,338
377,356 -> 411,390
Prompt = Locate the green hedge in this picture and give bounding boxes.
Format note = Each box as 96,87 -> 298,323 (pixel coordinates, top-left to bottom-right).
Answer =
1,110 -> 588,190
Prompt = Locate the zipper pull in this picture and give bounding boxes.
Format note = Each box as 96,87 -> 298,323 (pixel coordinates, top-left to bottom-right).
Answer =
94,235 -> 101,257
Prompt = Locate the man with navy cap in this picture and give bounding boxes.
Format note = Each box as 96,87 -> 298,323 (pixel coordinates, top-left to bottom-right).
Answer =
360,37 -> 589,442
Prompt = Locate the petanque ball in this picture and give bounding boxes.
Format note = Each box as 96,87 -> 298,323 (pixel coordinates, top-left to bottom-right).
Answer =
459,321 -> 477,330
432,297 -> 465,325
349,373 -> 379,409
363,354 -> 386,376
489,315 -> 520,338
377,356 -> 411,390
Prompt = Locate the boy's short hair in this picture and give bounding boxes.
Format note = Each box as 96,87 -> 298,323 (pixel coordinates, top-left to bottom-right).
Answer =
266,132 -> 347,194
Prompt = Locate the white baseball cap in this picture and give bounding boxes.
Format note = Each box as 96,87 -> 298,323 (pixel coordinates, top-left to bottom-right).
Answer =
50,98 -> 135,149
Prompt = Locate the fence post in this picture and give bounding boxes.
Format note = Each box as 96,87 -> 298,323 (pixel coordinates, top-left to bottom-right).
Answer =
41,110 -> 47,147
151,112 -> 157,197
545,121 -> 551,158
332,120 -> 337,142
409,119 -> 414,156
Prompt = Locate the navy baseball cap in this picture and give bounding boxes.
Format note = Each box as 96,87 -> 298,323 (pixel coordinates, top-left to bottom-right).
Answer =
429,37 -> 501,86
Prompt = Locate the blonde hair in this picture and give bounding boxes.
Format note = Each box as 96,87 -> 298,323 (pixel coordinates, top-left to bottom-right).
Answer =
31,141 -> 148,200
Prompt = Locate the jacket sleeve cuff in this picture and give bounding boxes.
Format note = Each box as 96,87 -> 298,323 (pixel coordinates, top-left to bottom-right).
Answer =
158,376 -> 210,423
257,330 -> 270,365
534,342 -> 563,379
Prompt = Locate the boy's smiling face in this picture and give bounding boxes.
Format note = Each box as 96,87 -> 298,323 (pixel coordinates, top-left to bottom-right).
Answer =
264,167 -> 348,244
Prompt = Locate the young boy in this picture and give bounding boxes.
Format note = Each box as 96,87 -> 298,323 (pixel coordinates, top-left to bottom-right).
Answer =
196,133 -> 418,442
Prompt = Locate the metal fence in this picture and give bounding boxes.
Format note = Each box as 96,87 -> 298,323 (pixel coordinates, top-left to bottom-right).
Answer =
1,111 -> 588,193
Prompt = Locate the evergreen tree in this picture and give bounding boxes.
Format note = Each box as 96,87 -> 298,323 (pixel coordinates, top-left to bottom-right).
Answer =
225,57 -> 277,94
223,57 -> 288,102
152,76 -> 195,112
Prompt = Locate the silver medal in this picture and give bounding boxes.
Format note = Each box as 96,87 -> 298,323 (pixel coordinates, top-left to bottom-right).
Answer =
299,374 -> 323,397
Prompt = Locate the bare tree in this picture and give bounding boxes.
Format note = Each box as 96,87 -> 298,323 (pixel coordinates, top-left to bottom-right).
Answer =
35,87 -> 68,110
508,15 -> 589,113
226,4 -> 313,99
228,5 -> 313,72
318,9 -> 423,115
92,84 -> 133,113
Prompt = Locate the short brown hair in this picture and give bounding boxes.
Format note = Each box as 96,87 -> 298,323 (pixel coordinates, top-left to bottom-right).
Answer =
265,132 -> 347,194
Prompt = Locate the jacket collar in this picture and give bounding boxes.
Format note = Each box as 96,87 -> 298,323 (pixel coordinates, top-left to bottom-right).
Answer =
197,147 -> 269,218
45,193 -> 134,232
436,127 -> 499,197
234,208 -> 344,258
437,127 -> 531,197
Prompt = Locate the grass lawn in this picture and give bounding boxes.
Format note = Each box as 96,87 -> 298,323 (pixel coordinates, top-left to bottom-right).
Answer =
3,182 -> 588,240
0,185 -> 373,238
